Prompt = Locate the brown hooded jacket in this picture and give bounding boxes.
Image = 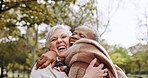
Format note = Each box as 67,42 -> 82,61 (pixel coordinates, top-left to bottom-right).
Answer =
64,38 -> 127,78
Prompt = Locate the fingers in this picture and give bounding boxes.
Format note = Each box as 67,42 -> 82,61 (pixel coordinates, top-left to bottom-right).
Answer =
35,51 -> 57,70
39,55 -> 44,61
36,56 -> 45,70
91,58 -> 108,77
88,58 -> 105,70
85,58 -> 108,78
88,58 -> 97,68
39,60 -> 51,69
102,73 -> 108,77
97,63 -> 104,70
102,68 -> 108,76
103,68 -> 108,73
36,55 -> 52,70
51,60 -> 56,68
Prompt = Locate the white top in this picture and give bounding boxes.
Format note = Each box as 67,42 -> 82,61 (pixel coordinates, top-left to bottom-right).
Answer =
30,63 -> 68,78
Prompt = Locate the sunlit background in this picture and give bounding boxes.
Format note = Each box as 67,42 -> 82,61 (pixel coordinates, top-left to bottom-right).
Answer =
0,0 -> 147,78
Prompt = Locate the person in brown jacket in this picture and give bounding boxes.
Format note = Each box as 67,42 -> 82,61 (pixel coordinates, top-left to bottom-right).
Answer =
64,38 -> 127,78
37,25 -> 127,78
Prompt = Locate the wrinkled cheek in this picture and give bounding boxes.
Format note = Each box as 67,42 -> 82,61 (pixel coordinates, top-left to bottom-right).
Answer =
49,45 -> 56,51
66,39 -> 70,47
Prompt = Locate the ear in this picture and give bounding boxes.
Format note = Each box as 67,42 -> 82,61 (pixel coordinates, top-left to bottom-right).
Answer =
48,47 -> 50,51
48,45 -> 51,51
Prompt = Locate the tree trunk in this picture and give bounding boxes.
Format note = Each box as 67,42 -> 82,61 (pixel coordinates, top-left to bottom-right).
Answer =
0,56 -> 4,78
136,60 -> 141,78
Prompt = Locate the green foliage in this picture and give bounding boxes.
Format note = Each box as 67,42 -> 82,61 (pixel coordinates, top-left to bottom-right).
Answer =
130,50 -> 148,73
0,38 -> 31,76
109,46 -> 131,69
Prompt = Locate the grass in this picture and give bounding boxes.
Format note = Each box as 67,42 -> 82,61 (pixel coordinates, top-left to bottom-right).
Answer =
127,74 -> 148,78
6,72 -> 29,78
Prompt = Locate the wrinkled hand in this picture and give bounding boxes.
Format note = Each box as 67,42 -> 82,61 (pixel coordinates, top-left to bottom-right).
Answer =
83,58 -> 108,78
36,51 -> 57,69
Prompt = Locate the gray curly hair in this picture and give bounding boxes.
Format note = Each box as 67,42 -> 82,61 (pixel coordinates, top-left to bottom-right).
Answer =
46,25 -> 72,48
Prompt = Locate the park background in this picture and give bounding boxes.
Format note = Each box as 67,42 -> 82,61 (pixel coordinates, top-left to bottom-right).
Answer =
0,0 -> 148,78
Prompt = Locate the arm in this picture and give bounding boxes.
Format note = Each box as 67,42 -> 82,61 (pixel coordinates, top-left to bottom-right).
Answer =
36,51 -> 57,69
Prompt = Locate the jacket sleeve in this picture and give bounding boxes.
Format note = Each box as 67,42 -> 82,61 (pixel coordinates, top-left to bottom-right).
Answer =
30,63 -> 68,78
30,63 -> 56,78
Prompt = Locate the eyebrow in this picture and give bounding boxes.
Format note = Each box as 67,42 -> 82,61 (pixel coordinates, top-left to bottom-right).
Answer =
50,36 -> 57,40
51,33 -> 68,38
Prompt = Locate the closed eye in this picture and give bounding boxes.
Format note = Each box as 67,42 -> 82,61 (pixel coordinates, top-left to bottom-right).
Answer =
51,37 -> 57,41
79,34 -> 85,38
51,39 -> 56,41
62,35 -> 68,39
80,35 -> 85,38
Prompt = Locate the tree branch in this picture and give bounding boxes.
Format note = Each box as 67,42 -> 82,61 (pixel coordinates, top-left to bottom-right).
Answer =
0,2 -> 19,13
100,19 -> 110,37
0,0 -> 4,12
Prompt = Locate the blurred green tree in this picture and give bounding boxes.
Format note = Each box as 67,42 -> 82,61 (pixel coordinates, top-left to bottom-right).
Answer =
109,45 -> 131,73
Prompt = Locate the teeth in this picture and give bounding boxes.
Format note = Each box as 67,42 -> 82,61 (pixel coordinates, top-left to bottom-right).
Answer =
70,42 -> 75,45
58,46 -> 65,50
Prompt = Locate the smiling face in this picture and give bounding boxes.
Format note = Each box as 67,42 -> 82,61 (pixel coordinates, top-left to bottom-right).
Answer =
70,26 -> 96,45
49,28 -> 70,57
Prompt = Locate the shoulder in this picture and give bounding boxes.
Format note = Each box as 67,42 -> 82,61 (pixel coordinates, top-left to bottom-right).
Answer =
30,63 -> 55,78
30,63 -> 68,78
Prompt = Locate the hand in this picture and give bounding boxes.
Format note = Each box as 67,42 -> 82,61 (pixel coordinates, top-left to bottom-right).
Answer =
36,51 -> 57,69
83,58 -> 108,78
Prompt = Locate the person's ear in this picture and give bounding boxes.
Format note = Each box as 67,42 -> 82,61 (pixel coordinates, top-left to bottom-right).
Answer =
48,45 -> 51,51
48,47 -> 50,51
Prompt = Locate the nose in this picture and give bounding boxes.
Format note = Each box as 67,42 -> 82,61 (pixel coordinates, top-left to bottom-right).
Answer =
57,38 -> 63,44
71,34 -> 80,40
